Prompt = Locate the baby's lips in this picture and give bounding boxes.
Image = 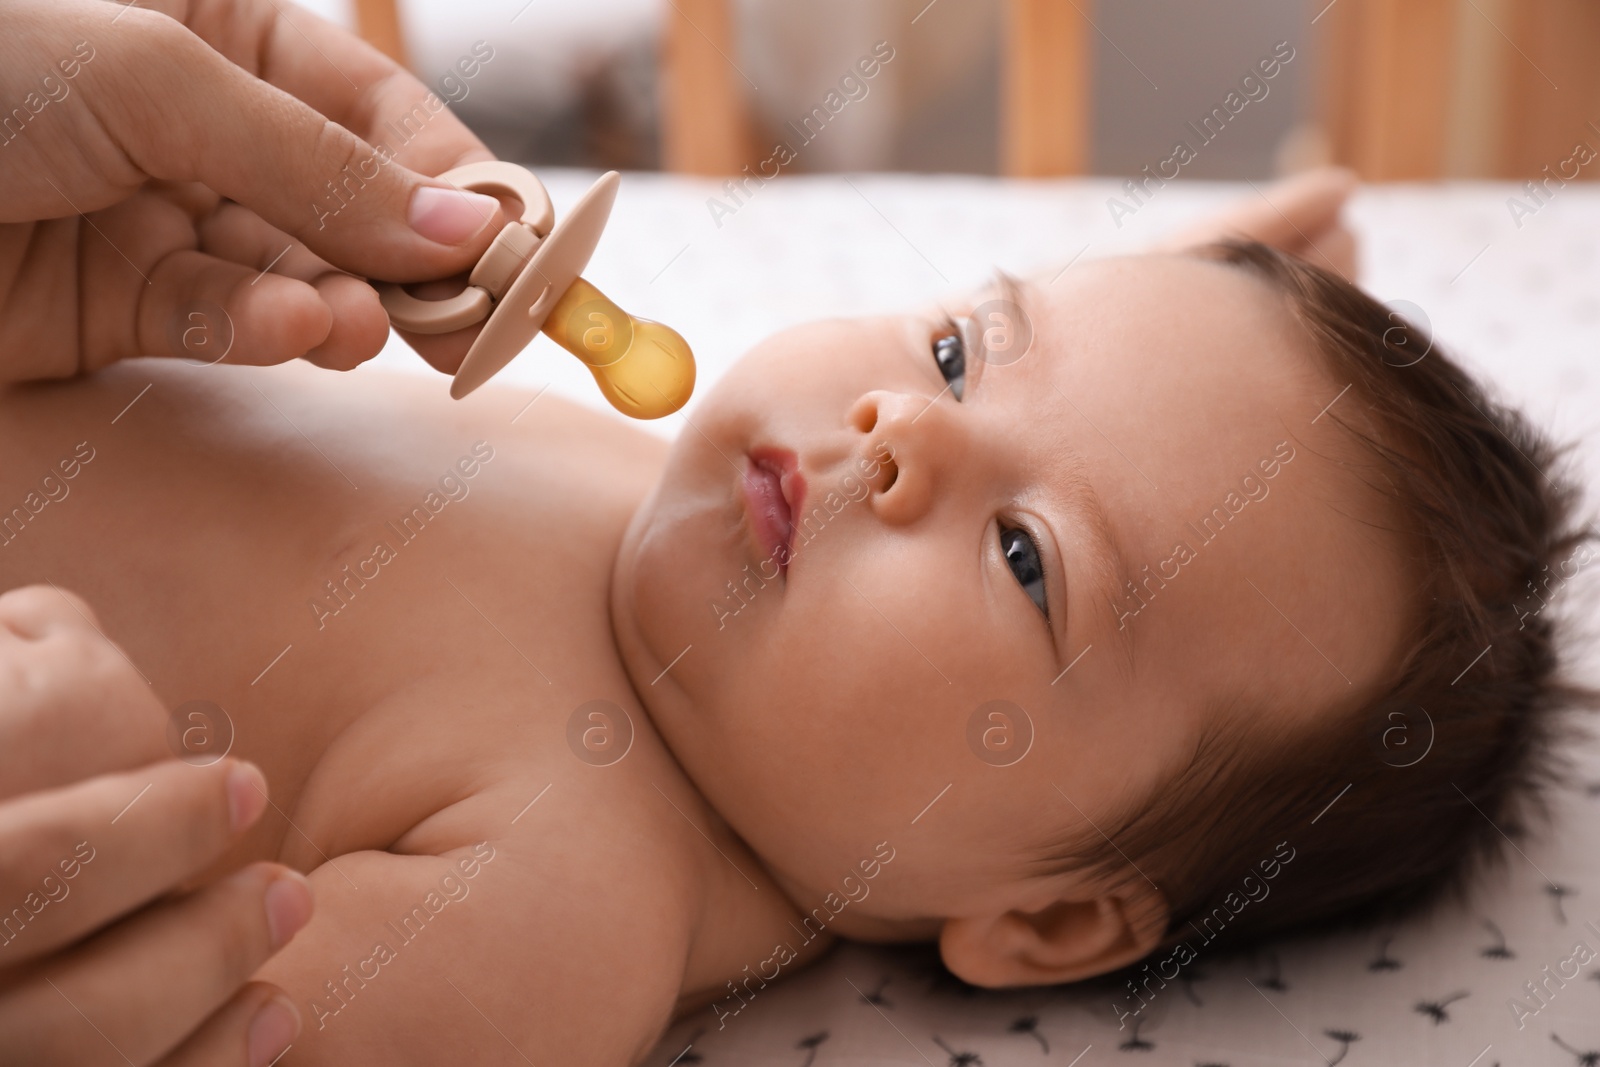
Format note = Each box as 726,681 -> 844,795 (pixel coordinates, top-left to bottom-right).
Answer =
781,466 -> 808,525
743,446 -> 804,571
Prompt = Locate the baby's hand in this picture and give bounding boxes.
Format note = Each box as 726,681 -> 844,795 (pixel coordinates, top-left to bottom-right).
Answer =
1150,167 -> 1359,280
0,585 -> 313,1066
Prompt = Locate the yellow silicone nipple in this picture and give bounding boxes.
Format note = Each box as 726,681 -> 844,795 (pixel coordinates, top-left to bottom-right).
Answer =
540,278 -> 696,419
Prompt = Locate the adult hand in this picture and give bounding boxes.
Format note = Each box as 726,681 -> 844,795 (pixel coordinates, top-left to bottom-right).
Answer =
0,585 -> 314,1066
0,0 -> 508,383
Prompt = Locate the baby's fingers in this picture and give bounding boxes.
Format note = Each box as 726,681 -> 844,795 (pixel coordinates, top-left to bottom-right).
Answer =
1152,166 -> 1356,256
0,585 -> 169,799
1213,166 -> 1357,250
0,758 -> 267,965
1278,219 -> 1358,280
0,865 -> 312,1067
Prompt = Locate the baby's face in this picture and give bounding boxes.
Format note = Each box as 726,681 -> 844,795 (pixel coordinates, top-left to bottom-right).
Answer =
610,254 -> 1410,941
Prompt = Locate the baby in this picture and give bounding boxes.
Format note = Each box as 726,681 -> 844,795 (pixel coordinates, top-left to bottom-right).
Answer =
1,172 -> 1589,1065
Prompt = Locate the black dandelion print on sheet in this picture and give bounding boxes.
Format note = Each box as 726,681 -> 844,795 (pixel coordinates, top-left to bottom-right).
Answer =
1546,883 -> 1576,924
1480,919 -> 1514,958
932,1034 -> 983,1067
1324,1029 -> 1360,1065
1368,933 -> 1403,972
1119,1016 -> 1155,1053
1254,951 -> 1287,992
1552,1032 -> 1600,1067
856,976 -> 892,1007
794,1030 -> 828,1067
1007,1014 -> 1048,1053
1414,991 -> 1468,1024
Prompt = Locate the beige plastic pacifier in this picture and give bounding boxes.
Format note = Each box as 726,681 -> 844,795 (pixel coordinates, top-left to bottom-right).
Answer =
376,163 -> 695,419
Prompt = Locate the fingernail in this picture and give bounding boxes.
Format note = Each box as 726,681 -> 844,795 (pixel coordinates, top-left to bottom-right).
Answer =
227,762 -> 268,833
248,994 -> 300,1067
264,871 -> 314,950
409,185 -> 500,245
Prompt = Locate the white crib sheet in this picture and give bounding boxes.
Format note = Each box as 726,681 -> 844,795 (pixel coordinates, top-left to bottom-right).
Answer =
378,171 -> 1600,1066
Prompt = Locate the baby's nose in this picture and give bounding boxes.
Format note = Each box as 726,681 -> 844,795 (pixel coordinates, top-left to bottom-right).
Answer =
848,390 -> 946,524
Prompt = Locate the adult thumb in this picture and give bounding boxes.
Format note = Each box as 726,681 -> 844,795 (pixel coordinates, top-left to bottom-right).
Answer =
110,14 -> 505,284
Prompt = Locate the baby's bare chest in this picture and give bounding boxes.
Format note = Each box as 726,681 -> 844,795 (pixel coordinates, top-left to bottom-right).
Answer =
0,361 -> 679,865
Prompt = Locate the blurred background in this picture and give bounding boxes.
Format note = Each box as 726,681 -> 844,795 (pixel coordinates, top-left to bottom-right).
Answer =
287,0 -> 1600,445
295,0 -> 1597,183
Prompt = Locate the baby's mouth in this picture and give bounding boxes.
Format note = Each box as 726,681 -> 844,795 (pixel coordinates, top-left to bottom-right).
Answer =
742,447 -> 806,573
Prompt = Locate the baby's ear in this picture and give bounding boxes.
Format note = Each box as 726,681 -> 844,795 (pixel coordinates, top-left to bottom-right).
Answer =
938,884 -> 1169,988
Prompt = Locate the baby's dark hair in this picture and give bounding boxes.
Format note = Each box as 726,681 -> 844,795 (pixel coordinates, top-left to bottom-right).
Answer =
1044,239 -> 1597,962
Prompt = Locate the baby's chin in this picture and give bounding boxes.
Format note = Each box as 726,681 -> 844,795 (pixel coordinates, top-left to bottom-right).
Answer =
606,477 -> 669,697
604,440 -> 738,719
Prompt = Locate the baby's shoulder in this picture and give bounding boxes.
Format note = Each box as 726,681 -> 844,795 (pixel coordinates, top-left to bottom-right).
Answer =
265,674 -> 706,1063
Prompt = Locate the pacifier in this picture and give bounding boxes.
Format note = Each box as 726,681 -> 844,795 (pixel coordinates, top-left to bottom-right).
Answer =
376,163 -> 695,419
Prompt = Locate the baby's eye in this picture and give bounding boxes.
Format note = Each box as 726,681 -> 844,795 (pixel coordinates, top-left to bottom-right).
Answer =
931,321 -> 966,400
1000,523 -> 1049,619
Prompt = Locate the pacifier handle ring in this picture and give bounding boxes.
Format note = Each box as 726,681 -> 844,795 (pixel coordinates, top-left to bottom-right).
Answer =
375,162 -> 557,335
378,282 -> 492,335
434,161 -> 556,236
448,171 -> 620,399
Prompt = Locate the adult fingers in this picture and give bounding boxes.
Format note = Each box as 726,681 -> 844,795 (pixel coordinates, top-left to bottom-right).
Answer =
77,3 -> 504,284
157,982 -> 301,1067
0,585 -> 168,799
3,170 -> 326,375
62,181 -> 383,372
0,864 -> 312,1067
0,757 -> 269,964
196,202 -> 390,370
178,202 -> 390,374
169,0 -> 496,182
139,249 -> 336,367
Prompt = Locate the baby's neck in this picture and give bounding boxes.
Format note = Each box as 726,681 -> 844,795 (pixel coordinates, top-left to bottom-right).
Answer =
598,611 -> 836,1018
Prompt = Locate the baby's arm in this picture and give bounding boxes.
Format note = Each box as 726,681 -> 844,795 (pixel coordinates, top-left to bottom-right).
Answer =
254,803 -> 690,1066
1027,167 -> 1358,287
1144,166 -> 1358,278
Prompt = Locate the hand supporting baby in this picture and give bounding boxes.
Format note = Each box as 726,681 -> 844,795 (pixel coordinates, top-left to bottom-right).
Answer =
0,0 -> 507,1056
0,0 -> 510,384
0,586 -> 314,1066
